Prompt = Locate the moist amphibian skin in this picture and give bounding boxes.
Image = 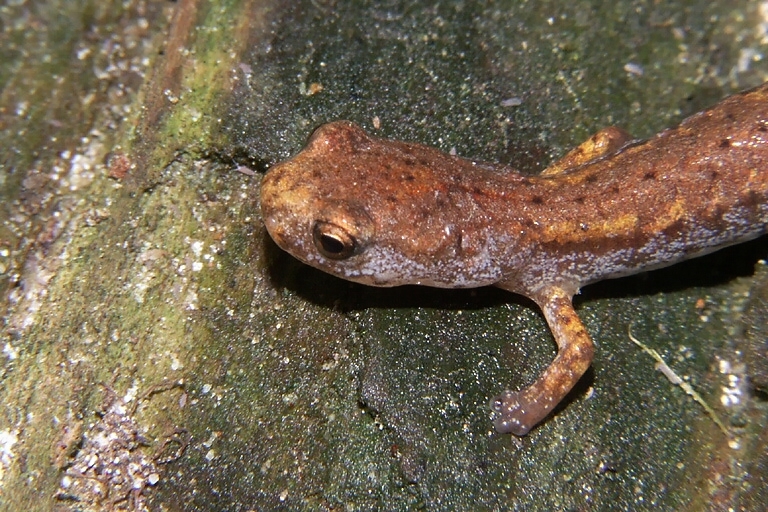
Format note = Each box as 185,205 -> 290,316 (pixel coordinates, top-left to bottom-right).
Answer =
260,83 -> 768,436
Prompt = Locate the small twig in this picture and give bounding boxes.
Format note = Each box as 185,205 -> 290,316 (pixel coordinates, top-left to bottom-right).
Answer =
628,324 -> 730,437
155,428 -> 191,465
131,379 -> 185,415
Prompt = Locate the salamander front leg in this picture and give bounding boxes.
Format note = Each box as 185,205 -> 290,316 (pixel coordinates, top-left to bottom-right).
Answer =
491,287 -> 595,435
540,126 -> 632,176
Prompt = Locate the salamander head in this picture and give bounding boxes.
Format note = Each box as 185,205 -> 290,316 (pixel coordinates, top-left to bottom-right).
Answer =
260,121 -> 503,288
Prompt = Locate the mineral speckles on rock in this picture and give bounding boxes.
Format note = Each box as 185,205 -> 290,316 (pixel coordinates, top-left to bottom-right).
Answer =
55,382 -> 186,512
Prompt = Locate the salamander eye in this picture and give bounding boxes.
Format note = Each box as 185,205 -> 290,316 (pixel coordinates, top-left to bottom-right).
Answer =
312,221 -> 356,260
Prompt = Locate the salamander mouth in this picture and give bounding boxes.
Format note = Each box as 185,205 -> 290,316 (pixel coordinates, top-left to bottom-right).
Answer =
261,214 -> 283,245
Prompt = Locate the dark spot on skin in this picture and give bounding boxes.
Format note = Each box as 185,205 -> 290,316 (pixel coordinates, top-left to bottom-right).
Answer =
610,185 -> 620,195
719,139 -> 731,148
710,170 -> 719,181
265,174 -> 283,190
385,195 -> 397,203
531,195 -> 544,205
415,206 -> 432,221
419,159 -> 431,167
643,171 -> 656,180
404,158 -> 416,167
743,189 -> 760,209
660,218 -> 686,241
585,174 -> 599,184
711,204 -> 726,221
403,174 -> 415,182
574,196 -> 585,204
725,112 -> 735,121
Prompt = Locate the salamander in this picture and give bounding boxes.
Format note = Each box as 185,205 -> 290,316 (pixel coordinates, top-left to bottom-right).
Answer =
260,82 -> 768,435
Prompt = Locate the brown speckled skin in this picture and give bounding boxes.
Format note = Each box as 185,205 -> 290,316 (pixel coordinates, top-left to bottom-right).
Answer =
260,83 -> 768,435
